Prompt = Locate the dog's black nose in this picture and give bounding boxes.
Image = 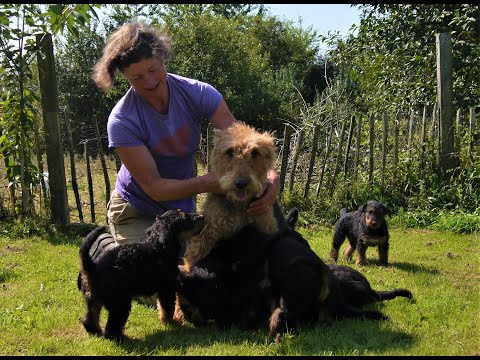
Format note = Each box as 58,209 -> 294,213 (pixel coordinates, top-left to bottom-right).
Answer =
234,179 -> 248,189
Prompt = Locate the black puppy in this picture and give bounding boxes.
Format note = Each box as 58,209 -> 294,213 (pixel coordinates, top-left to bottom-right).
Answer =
78,210 -> 204,341
286,207 -> 412,310
330,200 -> 391,266
327,264 -> 412,307
177,225 -> 275,330
176,202 -> 290,330
267,222 -> 388,342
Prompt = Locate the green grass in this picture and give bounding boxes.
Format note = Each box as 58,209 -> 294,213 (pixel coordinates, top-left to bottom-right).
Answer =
0,221 -> 478,356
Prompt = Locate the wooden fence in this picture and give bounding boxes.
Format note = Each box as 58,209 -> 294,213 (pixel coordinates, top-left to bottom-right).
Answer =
1,104 -> 477,225
276,106 -> 477,205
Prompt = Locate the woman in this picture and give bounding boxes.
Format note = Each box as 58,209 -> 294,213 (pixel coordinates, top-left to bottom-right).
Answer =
92,22 -> 280,245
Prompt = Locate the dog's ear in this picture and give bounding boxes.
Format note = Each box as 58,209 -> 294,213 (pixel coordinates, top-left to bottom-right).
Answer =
358,203 -> 367,212
213,127 -> 225,146
286,207 -> 299,229
382,204 -> 391,216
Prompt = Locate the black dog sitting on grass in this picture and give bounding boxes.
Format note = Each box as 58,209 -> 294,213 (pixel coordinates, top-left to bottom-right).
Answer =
177,225 -> 275,330
78,210 -> 204,341
330,200 -> 391,266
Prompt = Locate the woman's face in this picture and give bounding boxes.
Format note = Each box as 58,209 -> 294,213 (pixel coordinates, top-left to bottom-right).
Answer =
122,57 -> 167,101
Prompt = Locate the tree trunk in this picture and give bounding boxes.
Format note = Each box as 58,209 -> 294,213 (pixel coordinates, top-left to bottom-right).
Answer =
36,32 -> 69,224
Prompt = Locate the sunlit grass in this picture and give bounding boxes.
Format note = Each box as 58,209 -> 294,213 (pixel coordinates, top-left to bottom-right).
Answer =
0,221 -> 478,355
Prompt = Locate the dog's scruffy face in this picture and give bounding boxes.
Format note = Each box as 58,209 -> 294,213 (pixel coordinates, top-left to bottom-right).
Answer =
212,122 -> 275,204
361,201 -> 390,230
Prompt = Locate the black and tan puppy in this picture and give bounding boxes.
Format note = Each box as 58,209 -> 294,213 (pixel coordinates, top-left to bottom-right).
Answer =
267,224 -> 388,342
286,207 -> 411,309
177,225 -> 275,330
327,264 -> 412,307
330,200 -> 391,266
78,210 -> 204,341
176,202 -> 290,330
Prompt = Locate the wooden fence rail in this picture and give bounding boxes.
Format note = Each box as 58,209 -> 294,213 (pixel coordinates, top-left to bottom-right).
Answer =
3,104 -> 477,225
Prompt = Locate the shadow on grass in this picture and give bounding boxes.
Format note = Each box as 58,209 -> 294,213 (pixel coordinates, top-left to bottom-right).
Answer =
114,318 -> 415,355
367,259 -> 439,274
329,259 -> 439,274
118,324 -> 267,353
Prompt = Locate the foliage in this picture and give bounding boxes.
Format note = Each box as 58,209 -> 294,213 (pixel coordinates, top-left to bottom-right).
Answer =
0,4 -> 100,217
292,4 -> 480,231
54,20 -> 117,155
0,214 -> 56,238
322,4 -> 480,111
91,4 -> 324,132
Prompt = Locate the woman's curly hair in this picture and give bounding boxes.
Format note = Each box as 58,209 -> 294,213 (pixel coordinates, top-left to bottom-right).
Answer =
92,22 -> 172,90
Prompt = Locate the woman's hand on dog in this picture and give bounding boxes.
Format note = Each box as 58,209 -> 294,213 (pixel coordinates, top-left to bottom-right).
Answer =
247,168 -> 280,215
200,172 -> 224,195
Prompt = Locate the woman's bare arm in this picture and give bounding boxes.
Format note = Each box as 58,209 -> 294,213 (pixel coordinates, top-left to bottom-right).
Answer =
116,145 -> 220,202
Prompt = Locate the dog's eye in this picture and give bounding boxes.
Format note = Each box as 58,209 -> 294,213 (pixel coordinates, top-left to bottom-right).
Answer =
226,148 -> 234,158
251,149 -> 259,158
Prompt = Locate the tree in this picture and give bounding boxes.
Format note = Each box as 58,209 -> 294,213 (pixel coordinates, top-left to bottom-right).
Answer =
0,4 -> 100,218
322,4 -> 480,111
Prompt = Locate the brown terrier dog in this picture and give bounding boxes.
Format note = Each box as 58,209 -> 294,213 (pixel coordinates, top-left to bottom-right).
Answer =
181,122 -> 278,271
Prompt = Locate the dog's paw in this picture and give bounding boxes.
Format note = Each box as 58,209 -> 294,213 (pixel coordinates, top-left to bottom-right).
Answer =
81,318 -> 102,336
104,331 -> 128,343
172,309 -> 186,326
178,264 -> 191,274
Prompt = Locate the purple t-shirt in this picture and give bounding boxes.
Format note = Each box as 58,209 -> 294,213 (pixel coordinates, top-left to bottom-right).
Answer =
107,73 -> 223,216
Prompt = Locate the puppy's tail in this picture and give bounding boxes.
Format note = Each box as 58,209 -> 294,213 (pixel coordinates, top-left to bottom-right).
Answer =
375,288 -> 413,301
79,226 -> 107,276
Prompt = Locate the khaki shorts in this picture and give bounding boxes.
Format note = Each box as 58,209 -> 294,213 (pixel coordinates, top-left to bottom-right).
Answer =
106,189 -> 156,245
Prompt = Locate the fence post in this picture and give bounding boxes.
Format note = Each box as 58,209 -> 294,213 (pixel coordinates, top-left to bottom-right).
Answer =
279,124 -> 292,196
288,129 -> 304,192
36,32 -> 69,224
64,106 -> 83,222
329,118 -> 347,198
114,153 -> 122,172
392,111 -> 400,186
381,112 -> 388,190
420,105 -> 428,174
368,114 -> 375,184
455,108 -> 462,157
343,115 -> 355,180
32,115 -> 49,215
93,116 -> 111,208
470,107 -> 477,160
206,123 -> 215,172
315,123 -> 334,197
303,124 -> 321,198
430,103 -> 438,167
353,115 -> 362,181
84,141 -> 95,223
408,109 -> 415,161
436,32 -> 457,178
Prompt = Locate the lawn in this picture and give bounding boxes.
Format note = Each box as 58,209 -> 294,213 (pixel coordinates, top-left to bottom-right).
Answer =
0,220 -> 478,356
